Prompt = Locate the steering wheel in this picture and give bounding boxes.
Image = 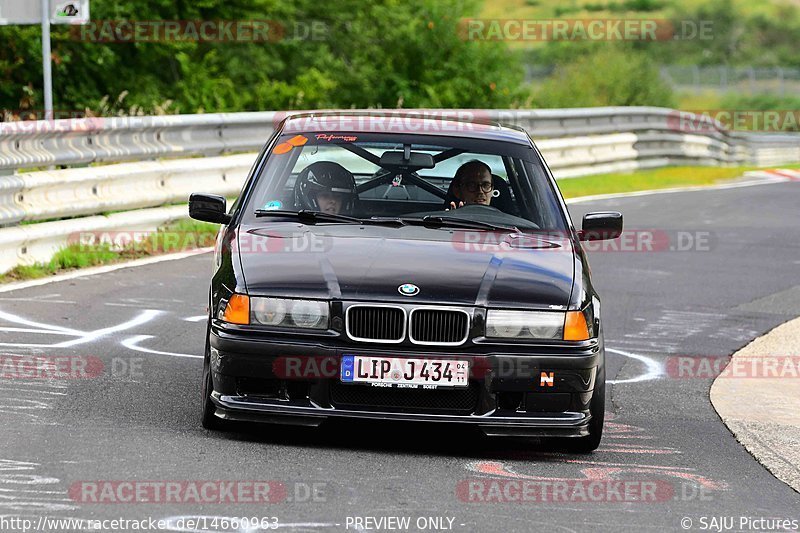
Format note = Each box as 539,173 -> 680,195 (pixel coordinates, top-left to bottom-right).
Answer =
447,203 -> 503,214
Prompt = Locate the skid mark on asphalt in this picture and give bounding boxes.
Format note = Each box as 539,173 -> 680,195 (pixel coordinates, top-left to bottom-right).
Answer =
618,310 -> 719,354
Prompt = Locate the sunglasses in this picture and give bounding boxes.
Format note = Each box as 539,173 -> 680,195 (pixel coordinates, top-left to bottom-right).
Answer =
462,181 -> 493,193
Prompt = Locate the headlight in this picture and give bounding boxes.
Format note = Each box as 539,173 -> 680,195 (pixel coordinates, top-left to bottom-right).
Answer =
251,297 -> 287,326
486,310 -> 564,340
290,300 -> 327,328
250,297 -> 329,329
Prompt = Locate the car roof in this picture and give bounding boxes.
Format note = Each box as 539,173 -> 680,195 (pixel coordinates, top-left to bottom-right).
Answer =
279,111 -> 533,146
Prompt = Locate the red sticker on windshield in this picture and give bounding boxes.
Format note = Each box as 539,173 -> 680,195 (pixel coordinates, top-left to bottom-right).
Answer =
272,135 -> 308,154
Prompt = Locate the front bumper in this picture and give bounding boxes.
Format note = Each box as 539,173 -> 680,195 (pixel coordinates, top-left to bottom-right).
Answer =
208,323 -> 602,437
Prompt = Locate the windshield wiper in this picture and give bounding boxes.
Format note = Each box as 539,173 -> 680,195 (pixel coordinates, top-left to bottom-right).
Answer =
419,216 -> 519,232
253,210 -> 410,227
365,216 -> 408,227
252,210 -> 517,231
253,209 -> 363,224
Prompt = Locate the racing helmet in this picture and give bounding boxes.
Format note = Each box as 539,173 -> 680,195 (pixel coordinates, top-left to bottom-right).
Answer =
294,161 -> 358,214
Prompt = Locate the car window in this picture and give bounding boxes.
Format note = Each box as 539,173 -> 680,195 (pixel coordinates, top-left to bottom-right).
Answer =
242,132 -> 567,232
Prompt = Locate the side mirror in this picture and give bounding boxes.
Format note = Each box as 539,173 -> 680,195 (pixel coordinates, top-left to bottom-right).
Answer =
189,193 -> 231,224
578,211 -> 622,241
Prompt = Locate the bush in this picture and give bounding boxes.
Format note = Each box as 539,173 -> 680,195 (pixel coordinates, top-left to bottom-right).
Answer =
533,46 -> 675,107
718,94 -> 800,131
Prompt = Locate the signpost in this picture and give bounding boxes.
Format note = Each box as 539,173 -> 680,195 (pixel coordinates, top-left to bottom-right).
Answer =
0,0 -> 90,119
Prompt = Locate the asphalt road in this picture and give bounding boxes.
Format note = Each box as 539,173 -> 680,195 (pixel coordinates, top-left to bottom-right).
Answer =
0,179 -> 798,532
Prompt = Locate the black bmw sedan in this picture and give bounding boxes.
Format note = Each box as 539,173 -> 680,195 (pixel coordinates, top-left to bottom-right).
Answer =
189,112 -> 622,451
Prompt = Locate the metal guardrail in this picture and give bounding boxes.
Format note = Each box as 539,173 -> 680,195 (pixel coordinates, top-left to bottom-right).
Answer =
0,106 -> 798,273
0,131 -> 746,226
0,205 -> 188,275
0,107 -> 736,171
0,154 -> 252,226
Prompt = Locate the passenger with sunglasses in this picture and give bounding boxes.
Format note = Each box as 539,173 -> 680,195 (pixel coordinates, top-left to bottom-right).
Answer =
448,160 -> 495,210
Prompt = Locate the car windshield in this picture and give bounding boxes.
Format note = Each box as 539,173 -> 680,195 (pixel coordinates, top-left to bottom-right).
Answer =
241,132 -> 568,232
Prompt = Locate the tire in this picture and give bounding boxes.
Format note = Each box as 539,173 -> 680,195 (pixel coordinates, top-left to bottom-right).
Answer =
564,365 -> 605,453
201,322 -> 226,431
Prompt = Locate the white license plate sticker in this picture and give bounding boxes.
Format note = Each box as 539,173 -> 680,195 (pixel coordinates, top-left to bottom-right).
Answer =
340,355 -> 469,389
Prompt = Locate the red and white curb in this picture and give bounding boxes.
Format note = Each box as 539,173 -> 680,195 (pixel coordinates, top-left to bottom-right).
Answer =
746,168 -> 800,182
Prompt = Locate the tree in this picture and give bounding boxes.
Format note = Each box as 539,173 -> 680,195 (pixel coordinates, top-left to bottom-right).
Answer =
0,0 -> 527,114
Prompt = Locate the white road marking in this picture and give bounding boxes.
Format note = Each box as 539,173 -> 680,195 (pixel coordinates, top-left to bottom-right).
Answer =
51,310 -> 161,348
0,309 -> 84,336
0,308 -> 163,352
606,347 -> 663,385
121,335 -> 202,359
183,315 -> 208,322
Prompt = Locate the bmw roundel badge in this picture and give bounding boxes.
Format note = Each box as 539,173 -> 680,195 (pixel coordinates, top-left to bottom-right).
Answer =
398,283 -> 420,296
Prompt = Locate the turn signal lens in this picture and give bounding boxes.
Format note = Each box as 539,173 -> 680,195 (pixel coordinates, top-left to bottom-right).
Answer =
222,294 -> 250,325
563,311 -> 590,341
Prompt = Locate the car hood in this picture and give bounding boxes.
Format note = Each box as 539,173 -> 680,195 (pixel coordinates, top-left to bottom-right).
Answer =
237,224 -> 575,309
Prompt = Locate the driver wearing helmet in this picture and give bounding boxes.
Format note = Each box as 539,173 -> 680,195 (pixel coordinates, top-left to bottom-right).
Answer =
294,161 -> 358,215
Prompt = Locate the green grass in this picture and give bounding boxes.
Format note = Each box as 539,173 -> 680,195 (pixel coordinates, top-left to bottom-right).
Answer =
556,165 -> 758,198
0,219 -> 220,284
676,91 -> 727,111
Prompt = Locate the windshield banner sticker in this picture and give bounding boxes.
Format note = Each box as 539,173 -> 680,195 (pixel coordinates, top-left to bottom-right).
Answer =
315,134 -> 358,142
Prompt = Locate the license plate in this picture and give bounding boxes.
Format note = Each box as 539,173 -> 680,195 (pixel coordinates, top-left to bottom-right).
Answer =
340,355 -> 469,389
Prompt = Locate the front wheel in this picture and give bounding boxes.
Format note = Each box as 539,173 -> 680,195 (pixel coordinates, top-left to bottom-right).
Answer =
201,322 -> 226,431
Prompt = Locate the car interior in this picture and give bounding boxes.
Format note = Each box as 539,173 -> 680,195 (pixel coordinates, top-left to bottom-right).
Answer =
252,139 -> 561,230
